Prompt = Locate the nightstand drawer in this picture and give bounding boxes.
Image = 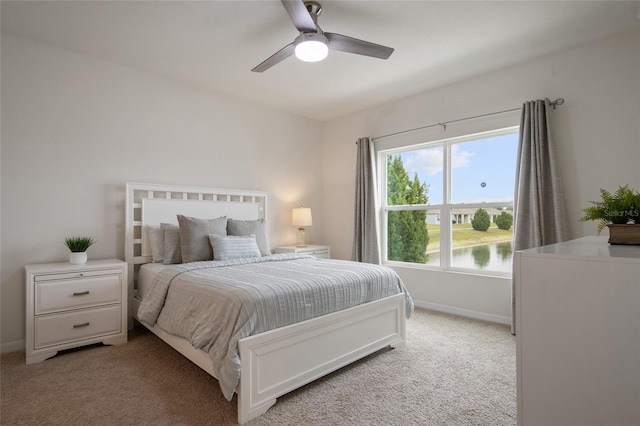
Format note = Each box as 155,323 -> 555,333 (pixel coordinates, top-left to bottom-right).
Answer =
35,305 -> 122,349
34,268 -> 123,282
275,245 -> 331,259
306,249 -> 329,258
35,274 -> 121,314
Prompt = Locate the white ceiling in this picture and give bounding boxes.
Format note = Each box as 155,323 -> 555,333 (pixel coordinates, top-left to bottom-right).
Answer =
2,1 -> 639,121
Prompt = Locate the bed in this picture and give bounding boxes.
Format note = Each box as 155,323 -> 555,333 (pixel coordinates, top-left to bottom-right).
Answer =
125,182 -> 412,424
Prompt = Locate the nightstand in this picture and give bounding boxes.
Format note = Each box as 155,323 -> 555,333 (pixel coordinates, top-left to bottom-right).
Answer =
25,259 -> 127,364
274,245 -> 330,259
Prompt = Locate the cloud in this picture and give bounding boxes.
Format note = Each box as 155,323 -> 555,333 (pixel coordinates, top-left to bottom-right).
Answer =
405,147 -> 443,176
451,144 -> 474,169
403,145 -> 474,177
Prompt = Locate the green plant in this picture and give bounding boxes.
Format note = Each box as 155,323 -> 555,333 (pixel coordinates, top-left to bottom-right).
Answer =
64,236 -> 95,252
471,208 -> 491,232
495,211 -> 514,231
386,155 -> 430,263
580,184 -> 640,234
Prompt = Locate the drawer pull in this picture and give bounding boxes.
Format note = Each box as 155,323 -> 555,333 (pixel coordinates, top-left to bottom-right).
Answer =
72,291 -> 90,296
73,322 -> 90,329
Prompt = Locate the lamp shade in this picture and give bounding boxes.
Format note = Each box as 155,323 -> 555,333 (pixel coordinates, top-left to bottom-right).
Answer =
292,207 -> 313,227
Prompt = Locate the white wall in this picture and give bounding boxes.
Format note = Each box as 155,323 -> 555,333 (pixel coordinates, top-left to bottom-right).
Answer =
322,30 -> 640,324
2,29 -> 638,349
0,34 -> 323,350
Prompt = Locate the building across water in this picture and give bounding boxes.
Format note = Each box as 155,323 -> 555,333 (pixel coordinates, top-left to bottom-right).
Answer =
427,208 -> 512,225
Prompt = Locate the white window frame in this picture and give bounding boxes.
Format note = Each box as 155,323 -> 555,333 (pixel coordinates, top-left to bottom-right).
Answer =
377,126 -> 519,277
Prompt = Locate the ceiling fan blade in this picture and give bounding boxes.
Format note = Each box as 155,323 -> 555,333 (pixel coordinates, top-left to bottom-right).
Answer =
252,43 -> 295,73
325,33 -> 394,60
281,0 -> 317,33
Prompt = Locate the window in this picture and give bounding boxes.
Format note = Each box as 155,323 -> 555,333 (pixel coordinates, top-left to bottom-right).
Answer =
379,127 -> 518,275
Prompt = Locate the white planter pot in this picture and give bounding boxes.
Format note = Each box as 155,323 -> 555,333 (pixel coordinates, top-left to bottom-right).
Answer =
69,252 -> 87,264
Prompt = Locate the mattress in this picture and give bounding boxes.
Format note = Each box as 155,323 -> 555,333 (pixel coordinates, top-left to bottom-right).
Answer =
137,263 -> 167,301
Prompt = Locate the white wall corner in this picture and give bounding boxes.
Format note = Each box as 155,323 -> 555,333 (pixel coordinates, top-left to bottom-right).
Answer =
1,339 -> 26,355
414,300 -> 512,326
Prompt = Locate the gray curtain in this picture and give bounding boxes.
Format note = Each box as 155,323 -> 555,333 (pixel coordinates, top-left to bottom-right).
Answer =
511,98 -> 570,333
352,137 -> 381,264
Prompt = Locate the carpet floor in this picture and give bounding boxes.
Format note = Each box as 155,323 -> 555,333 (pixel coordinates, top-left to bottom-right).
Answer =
0,308 -> 516,425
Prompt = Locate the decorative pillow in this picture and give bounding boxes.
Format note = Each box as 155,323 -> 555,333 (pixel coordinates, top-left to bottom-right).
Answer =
209,234 -> 261,261
146,226 -> 164,263
177,215 -> 227,263
161,223 -> 182,264
227,218 -> 270,256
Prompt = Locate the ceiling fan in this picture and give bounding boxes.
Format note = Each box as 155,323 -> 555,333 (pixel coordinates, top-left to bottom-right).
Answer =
252,0 -> 394,72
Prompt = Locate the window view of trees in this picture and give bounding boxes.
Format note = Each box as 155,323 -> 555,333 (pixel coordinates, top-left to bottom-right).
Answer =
386,156 -> 430,263
495,211 -> 514,230
471,208 -> 491,231
381,128 -> 519,275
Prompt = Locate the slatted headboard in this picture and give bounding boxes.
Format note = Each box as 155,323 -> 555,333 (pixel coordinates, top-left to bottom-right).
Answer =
124,182 -> 269,313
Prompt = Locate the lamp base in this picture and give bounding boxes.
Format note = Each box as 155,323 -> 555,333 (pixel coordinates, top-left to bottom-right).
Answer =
296,227 -> 307,247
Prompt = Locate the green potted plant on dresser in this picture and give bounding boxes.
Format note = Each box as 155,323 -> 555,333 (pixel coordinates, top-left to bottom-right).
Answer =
580,184 -> 640,244
64,236 -> 95,264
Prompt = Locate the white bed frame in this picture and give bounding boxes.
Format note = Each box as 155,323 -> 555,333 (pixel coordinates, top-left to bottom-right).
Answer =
125,182 -> 407,424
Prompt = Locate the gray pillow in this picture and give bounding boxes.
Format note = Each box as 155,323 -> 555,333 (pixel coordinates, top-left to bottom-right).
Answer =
146,226 -> 165,263
177,215 -> 227,263
227,218 -> 270,256
161,223 -> 181,264
209,234 -> 261,261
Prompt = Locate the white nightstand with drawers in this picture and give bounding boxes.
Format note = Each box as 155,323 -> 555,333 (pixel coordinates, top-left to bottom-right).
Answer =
25,259 -> 127,364
274,245 -> 330,259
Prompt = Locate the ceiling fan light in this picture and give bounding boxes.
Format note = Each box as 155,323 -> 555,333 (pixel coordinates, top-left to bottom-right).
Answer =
295,40 -> 328,62
294,33 -> 329,62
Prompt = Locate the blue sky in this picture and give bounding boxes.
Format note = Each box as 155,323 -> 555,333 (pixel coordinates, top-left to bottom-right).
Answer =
398,132 -> 519,205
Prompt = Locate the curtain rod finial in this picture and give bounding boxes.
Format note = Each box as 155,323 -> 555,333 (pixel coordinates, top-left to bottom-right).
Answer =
549,97 -> 565,110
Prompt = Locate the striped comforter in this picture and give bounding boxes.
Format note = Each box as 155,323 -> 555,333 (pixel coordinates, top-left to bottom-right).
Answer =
137,253 -> 413,400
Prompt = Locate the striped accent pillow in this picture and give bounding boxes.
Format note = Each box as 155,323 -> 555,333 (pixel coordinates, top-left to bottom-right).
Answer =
209,234 -> 261,261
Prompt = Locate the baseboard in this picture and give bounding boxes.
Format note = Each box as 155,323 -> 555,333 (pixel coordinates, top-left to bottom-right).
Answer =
0,306 -> 508,353
1,339 -> 25,354
414,300 -> 511,326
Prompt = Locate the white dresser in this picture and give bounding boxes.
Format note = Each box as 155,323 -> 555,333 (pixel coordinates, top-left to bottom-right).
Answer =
515,236 -> 640,426
274,245 -> 330,259
25,259 -> 127,364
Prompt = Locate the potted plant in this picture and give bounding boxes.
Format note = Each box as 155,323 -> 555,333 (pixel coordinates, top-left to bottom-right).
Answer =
580,184 -> 640,244
65,236 -> 95,264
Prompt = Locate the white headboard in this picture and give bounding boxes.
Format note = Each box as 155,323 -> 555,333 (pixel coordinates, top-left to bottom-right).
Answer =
125,182 -> 269,303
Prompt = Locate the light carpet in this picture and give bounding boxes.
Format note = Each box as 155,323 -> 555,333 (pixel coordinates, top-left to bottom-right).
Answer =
0,309 -> 516,425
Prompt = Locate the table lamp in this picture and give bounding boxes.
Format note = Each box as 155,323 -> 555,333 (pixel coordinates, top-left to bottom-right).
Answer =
292,207 -> 313,247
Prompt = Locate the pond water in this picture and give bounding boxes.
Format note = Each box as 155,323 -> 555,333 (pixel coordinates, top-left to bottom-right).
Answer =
426,241 -> 513,273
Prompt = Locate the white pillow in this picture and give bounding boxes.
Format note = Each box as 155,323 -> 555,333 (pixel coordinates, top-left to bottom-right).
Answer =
209,234 -> 261,261
146,226 -> 165,263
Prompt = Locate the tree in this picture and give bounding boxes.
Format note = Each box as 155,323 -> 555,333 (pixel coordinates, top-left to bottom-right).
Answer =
495,211 -> 513,230
387,156 -> 430,263
471,208 -> 491,232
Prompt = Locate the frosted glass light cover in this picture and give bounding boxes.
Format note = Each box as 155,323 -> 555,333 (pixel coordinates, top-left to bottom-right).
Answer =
295,41 -> 328,62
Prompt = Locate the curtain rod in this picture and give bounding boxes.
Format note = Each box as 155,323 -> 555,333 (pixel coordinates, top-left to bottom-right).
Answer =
371,97 -> 565,142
